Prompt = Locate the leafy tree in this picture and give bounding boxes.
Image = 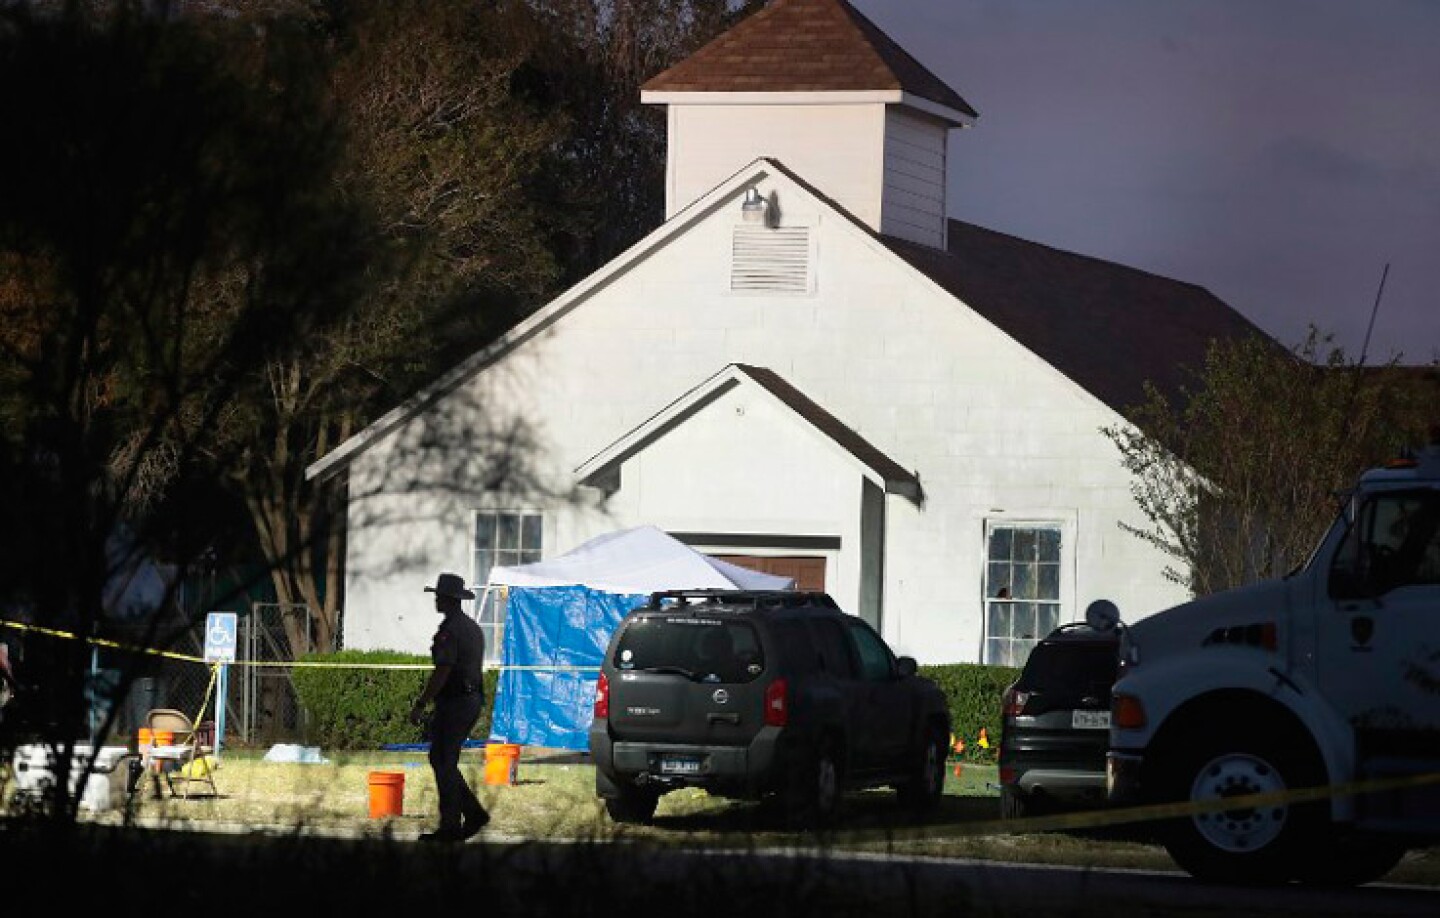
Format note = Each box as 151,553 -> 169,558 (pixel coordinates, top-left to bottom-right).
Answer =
518,0 -> 766,283
1104,329 -> 1434,597
204,0 -> 571,654
0,1 -> 370,798
207,0 -> 764,651
1,0 -> 770,678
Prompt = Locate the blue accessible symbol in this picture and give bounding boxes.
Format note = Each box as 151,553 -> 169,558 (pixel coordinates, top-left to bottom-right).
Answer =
204,612 -> 237,664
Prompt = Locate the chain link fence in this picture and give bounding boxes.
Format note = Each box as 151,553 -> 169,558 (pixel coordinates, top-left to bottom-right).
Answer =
235,602 -> 323,747
75,602 -> 330,750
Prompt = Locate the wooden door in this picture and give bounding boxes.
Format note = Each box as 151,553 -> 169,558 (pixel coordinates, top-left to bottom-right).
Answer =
712,555 -> 826,591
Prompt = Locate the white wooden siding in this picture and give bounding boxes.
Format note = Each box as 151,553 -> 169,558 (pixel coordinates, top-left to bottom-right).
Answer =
667,104 -> 885,228
882,109 -> 947,248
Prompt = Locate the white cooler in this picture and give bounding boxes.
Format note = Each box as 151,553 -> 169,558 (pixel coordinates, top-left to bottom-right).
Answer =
9,743 -> 134,812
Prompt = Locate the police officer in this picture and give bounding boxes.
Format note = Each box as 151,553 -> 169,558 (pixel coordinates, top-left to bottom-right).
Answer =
409,572 -> 490,842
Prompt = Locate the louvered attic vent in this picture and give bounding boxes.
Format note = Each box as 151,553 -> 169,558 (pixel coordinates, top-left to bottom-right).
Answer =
731,225 -> 812,293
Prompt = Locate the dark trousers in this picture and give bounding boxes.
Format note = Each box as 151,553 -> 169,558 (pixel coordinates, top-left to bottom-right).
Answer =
429,693 -> 486,829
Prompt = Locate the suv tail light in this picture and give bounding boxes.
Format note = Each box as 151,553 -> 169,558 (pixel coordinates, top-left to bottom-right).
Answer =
594,672 -> 610,719
1001,686 -> 1031,716
763,677 -> 788,727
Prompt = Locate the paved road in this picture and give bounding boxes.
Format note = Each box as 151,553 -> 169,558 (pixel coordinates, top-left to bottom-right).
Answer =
10,813 -> 1437,915
471,840 -> 1440,918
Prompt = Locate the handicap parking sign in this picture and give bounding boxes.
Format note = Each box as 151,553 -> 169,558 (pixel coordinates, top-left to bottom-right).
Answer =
204,612 -> 238,663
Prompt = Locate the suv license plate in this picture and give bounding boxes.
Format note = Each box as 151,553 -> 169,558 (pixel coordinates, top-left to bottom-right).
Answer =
1072,710 -> 1110,729
658,756 -> 702,775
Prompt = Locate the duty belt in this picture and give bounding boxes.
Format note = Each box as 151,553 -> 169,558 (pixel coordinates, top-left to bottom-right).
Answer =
441,680 -> 481,698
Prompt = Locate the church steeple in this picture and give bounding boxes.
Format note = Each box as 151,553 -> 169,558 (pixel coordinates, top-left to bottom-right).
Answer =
642,0 -> 976,249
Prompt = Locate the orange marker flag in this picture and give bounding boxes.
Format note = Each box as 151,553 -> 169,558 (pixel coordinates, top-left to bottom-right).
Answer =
978,727 -> 990,749
952,734 -> 965,756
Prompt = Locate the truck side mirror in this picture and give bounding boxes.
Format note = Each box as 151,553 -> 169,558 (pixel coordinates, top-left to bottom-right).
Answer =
896,656 -> 918,678
1085,599 -> 1122,633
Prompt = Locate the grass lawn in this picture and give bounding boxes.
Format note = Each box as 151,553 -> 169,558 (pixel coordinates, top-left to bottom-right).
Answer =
86,748 -> 1007,839
6,746 -> 1438,887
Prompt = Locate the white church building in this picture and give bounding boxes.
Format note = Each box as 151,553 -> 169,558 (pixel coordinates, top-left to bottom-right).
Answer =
306,0 -> 1268,667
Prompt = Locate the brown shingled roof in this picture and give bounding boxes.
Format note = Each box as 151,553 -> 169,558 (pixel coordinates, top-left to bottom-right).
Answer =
884,222 -> 1278,414
643,0 -> 977,119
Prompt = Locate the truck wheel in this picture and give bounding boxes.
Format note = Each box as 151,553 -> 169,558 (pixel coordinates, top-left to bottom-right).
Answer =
604,785 -> 660,825
1293,832 -> 1408,886
897,725 -> 948,812
1159,724 -> 1324,884
787,738 -> 841,829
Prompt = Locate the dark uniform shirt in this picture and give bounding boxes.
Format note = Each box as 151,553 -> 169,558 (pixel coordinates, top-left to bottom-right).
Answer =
430,609 -> 486,699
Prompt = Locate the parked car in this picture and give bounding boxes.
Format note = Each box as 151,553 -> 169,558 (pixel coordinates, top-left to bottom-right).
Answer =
589,589 -> 951,827
998,622 -> 1120,819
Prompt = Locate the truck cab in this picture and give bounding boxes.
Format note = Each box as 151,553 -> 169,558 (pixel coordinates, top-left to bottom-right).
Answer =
1100,443 -> 1440,885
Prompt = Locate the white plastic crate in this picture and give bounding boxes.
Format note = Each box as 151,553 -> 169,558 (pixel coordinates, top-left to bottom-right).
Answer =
9,743 -> 133,811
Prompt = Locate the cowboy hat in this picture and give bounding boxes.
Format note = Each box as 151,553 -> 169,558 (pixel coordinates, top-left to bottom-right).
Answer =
424,572 -> 475,601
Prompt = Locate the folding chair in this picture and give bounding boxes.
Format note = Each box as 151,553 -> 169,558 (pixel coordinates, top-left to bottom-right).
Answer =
144,708 -> 218,799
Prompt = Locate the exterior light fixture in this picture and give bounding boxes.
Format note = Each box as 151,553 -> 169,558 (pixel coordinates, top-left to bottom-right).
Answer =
741,187 -> 767,223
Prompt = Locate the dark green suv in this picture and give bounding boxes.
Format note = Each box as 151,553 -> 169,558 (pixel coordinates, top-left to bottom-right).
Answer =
589,590 -> 951,827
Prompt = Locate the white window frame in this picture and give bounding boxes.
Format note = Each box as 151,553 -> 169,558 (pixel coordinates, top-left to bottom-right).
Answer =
473,509 -> 543,664
982,520 -> 1065,668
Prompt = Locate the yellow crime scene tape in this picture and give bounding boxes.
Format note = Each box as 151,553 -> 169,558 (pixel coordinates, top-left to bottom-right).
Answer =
0,618 -> 598,670
829,769 -> 1440,846
0,618 -> 429,668
6,616 -> 1437,842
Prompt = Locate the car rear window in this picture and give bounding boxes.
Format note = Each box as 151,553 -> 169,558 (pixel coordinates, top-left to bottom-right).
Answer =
1021,641 -> 1117,693
614,616 -> 764,684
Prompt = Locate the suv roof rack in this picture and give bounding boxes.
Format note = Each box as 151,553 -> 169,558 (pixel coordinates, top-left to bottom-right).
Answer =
644,589 -> 839,611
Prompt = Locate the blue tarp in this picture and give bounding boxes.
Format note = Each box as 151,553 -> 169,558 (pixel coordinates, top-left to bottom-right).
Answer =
488,585 -> 645,750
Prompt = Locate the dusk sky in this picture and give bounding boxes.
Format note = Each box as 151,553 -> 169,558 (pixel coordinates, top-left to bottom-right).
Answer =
852,0 -> 1438,365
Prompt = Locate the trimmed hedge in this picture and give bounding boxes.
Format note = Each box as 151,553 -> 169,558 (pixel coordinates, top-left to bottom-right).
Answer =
291,650 -> 499,750
291,651 -> 1017,759
919,662 -> 1020,764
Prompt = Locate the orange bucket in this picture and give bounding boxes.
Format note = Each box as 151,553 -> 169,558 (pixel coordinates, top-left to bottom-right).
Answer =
367,771 -> 405,818
483,743 -> 520,786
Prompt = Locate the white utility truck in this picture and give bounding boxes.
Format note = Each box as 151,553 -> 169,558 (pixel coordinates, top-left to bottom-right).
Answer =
1094,443 -> 1440,885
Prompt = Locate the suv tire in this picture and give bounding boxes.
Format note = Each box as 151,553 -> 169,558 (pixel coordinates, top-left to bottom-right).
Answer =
786,738 -> 841,829
605,785 -> 660,825
897,724 -> 948,812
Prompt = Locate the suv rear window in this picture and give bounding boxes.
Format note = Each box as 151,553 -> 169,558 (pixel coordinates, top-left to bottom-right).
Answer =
1020,641 -> 1117,694
613,616 -> 764,684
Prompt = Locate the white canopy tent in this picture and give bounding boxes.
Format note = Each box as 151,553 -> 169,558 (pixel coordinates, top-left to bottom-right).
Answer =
485,524 -> 793,594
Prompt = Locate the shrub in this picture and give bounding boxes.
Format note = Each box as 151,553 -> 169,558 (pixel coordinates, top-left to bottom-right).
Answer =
919,662 -> 1020,764
292,650 -> 500,749
290,651 -> 1012,759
